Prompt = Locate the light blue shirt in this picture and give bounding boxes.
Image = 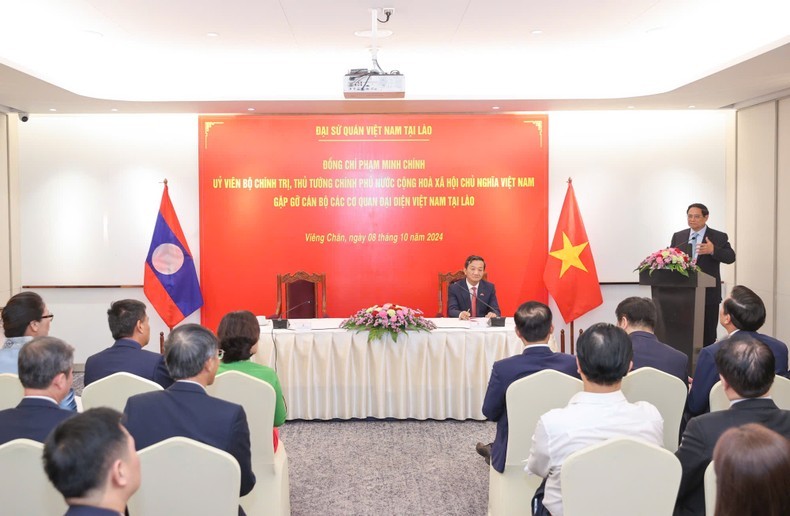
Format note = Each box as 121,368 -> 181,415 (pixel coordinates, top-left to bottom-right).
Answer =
690,226 -> 707,260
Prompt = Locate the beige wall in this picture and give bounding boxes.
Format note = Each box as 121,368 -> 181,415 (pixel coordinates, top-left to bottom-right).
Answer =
735,96 -> 790,340
0,114 -> 20,301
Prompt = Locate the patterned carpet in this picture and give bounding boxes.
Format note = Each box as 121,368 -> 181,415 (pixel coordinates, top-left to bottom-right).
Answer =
73,373 -> 497,516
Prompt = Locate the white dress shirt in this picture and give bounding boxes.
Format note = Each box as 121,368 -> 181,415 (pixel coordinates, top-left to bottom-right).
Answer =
525,390 -> 664,516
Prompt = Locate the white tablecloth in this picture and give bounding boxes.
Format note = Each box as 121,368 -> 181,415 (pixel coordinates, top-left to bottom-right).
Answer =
251,318 -> 524,420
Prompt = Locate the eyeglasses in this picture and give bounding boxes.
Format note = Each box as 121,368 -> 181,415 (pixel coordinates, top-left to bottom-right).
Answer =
217,349 -> 225,360
40,314 -> 54,321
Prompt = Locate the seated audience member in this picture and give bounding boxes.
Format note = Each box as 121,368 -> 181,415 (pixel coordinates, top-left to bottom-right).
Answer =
526,323 -> 663,516
0,336 -> 75,445
84,299 -> 173,388
477,301 -> 579,469
674,334 -> 790,516
217,310 -> 287,450
686,285 -> 788,417
712,423 -> 790,516
447,255 -> 501,319
123,324 -> 256,502
616,296 -> 688,385
1,292 -> 77,411
43,407 -> 140,516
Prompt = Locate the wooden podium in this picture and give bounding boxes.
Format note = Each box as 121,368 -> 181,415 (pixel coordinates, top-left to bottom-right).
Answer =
639,269 -> 715,373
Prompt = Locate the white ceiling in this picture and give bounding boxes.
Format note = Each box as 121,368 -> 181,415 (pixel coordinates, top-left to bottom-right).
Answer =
2,0 -> 790,115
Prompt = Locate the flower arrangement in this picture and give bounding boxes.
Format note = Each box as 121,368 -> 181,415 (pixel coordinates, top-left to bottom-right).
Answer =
635,247 -> 700,277
340,303 -> 437,343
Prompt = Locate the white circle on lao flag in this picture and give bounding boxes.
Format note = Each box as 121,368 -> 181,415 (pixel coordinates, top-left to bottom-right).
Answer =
151,243 -> 184,275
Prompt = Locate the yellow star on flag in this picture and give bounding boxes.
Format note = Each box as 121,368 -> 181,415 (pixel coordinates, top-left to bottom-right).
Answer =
549,232 -> 589,277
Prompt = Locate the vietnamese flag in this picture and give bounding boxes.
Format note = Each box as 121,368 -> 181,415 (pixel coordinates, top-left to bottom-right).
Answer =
144,181 -> 204,328
543,180 -> 602,323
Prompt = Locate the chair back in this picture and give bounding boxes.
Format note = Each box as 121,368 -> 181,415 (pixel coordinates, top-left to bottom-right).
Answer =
770,374 -> 790,409
622,367 -> 687,451
208,371 -> 291,516
704,460 -> 717,516
488,369 -> 583,516
437,271 -> 487,316
711,375 -> 790,412
561,436 -> 681,516
208,371 -> 276,465
708,381 -> 728,412
127,437 -> 240,516
0,373 -> 24,410
81,372 -> 163,412
276,271 -> 327,318
0,438 -> 68,515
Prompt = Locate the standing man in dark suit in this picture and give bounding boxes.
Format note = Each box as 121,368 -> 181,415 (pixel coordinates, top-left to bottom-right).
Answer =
476,301 -> 578,471
686,285 -> 788,417
674,334 -> 790,516
670,203 -> 735,347
616,297 -> 689,385
123,324 -> 256,501
447,255 -> 501,319
0,336 -> 75,445
84,299 -> 173,389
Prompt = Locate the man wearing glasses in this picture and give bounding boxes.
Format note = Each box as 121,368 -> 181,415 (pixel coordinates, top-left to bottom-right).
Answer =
670,203 -> 736,346
123,324 -> 256,508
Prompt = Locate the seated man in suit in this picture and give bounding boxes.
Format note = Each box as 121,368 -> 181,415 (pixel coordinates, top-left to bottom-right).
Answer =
0,336 -> 75,445
674,334 -> 790,516
447,255 -> 501,320
526,323 -> 663,516
686,285 -> 788,417
44,407 -> 140,516
616,296 -> 689,385
84,299 -> 173,389
123,323 -> 256,503
477,301 -> 578,470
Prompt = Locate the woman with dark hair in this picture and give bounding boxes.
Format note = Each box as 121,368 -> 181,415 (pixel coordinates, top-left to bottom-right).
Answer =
1,291 -> 77,411
217,310 -> 286,450
713,423 -> 790,516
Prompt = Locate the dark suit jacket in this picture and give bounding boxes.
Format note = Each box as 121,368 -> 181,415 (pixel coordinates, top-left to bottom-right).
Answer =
64,506 -> 122,516
447,279 -> 501,317
630,331 -> 689,385
687,331 -> 789,416
123,381 -> 256,497
670,226 -> 735,305
481,345 -> 579,473
0,397 -> 74,445
84,339 -> 173,389
674,398 -> 790,516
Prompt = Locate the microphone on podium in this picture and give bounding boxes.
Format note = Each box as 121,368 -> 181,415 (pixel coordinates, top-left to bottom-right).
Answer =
452,281 -> 506,327
272,299 -> 314,329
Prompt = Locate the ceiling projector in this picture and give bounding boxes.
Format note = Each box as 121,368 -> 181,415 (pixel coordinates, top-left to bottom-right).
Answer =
343,69 -> 405,99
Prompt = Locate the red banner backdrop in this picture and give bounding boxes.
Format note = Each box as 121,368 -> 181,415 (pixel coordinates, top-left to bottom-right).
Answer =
198,114 -> 548,330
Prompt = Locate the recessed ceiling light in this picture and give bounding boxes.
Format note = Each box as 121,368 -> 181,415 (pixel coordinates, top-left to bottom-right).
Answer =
531,30 -> 543,35
49,108 -> 57,112
354,30 -> 393,38
110,108 -> 119,112
206,32 -> 219,38
247,107 -> 255,111
79,30 -> 104,40
492,106 -> 500,110
688,105 -> 696,109
627,106 -> 635,109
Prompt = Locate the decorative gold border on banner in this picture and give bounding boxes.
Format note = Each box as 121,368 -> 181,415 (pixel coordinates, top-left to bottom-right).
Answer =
204,121 -> 224,149
524,120 -> 544,148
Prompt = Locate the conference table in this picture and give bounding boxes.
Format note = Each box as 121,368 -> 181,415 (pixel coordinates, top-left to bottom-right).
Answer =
251,318 -> 525,421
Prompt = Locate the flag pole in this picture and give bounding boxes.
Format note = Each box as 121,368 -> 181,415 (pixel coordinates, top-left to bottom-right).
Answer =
570,320 -> 575,354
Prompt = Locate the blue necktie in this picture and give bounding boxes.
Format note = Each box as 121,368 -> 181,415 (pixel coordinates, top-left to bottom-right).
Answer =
690,233 -> 698,260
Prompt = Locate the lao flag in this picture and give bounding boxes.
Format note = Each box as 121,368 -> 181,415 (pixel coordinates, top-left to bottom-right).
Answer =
144,182 -> 203,328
